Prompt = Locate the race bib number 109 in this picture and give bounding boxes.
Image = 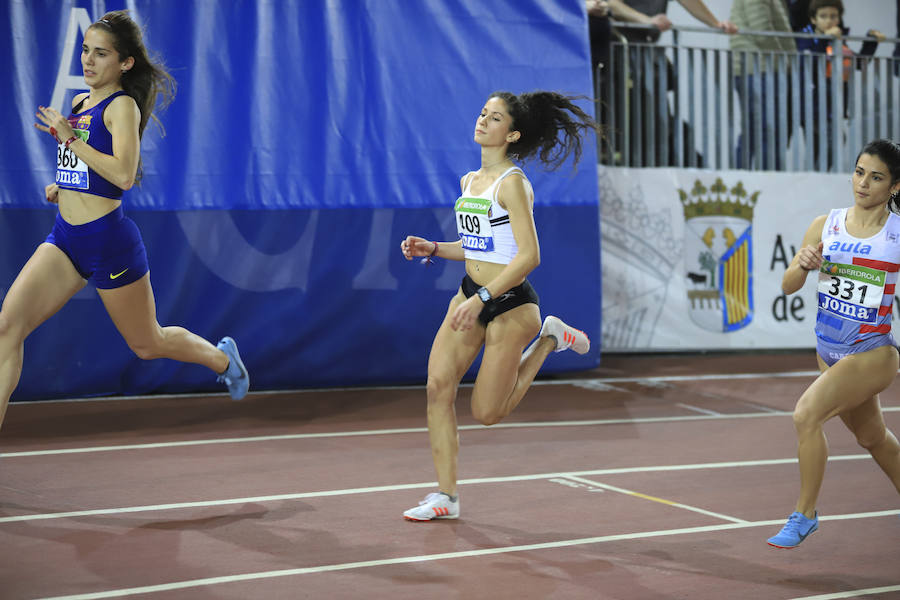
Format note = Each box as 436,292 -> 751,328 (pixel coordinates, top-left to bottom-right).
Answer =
817,260 -> 886,323
455,197 -> 494,252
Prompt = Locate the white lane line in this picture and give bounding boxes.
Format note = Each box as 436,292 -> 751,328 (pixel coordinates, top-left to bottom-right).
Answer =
789,585 -> 900,600
26,402 -> 900,459
561,475 -> 746,523
0,411 -> 795,458
6,399 -> 896,460
0,454 -> 870,524
735,400 -> 784,413
16,369 -> 824,406
675,403 -> 722,416
35,510 -> 900,600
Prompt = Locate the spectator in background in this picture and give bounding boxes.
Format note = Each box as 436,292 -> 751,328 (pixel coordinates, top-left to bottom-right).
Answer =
602,0 -> 736,166
608,0 -> 736,41
894,0 -> 899,75
588,0 -> 612,76
796,0 -> 884,170
788,0 -> 811,31
730,0 -> 796,171
587,1 -> 613,162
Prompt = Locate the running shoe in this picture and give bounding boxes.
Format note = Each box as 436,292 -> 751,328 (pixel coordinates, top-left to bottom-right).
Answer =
767,511 -> 818,548
540,315 -> 590,354
403,492 -> 460,521
216,336 -> 249,401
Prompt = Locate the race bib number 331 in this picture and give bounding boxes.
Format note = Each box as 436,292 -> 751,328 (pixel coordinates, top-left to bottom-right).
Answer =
455,197 -> 494,252
817,260 -> 886,323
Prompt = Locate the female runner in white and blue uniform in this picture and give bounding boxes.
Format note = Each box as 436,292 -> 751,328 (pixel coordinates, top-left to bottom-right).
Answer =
0,11 -> 248,430
769,139 -> 900,548
399,91 -> 600,521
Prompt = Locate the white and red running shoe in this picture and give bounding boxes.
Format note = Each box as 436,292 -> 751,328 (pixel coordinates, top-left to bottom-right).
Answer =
403,492 -> 460,521
540,315 -> 590,354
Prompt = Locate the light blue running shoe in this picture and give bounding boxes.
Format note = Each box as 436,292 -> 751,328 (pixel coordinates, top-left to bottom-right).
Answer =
216,337 -> 249,400
767,511 -> 818,548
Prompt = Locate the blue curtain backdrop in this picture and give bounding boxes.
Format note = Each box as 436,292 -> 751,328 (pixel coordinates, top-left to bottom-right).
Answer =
1,0 -> 601,400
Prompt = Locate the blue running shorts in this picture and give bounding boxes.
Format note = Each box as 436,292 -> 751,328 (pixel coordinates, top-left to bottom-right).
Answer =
45,206 -> 149,289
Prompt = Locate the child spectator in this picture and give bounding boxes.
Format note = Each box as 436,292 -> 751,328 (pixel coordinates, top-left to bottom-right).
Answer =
796,0 -> 885,169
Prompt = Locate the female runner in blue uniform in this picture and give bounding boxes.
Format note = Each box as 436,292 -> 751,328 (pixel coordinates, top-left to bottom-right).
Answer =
770,139 -> 900,547
0,11 -> 248,430
399,91 -> 600,520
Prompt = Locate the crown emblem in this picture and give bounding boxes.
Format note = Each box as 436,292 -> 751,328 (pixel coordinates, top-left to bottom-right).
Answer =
679,178 -> 758,221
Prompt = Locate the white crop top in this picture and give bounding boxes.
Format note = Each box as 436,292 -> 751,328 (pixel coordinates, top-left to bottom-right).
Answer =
455,166 -> 532,265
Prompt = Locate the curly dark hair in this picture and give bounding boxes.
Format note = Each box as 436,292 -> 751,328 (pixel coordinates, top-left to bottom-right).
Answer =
488,91 -> 601,171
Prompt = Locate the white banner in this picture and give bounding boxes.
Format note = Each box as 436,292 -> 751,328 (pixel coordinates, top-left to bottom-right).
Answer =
598,166 -> 892,351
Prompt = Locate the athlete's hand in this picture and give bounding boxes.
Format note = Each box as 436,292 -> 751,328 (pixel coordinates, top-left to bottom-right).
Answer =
401,235 -> 435,261
34,105 -> 75,143
45,183 -> 59,204
450,295 -> 482,331
797,241 -> 824,271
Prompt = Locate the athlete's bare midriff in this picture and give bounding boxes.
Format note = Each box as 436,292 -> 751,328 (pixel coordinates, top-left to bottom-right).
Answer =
57,189 -> 121,225
465,258 -> 524,288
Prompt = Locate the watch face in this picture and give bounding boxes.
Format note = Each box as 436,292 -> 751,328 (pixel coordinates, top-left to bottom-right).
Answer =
478,287 -> 491,302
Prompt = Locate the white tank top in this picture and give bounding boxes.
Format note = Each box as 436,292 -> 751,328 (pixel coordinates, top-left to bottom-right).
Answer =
455,166 -> 532,265
816,207 -> 900,346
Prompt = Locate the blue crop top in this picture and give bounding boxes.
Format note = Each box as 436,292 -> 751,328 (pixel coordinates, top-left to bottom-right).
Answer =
55,90 -> 128,199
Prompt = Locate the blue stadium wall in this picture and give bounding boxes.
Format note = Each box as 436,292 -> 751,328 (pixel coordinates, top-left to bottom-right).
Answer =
1,0 -> 601,401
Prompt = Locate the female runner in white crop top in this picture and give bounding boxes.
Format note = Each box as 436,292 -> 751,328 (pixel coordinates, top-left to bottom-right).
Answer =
399,91 -> 600,521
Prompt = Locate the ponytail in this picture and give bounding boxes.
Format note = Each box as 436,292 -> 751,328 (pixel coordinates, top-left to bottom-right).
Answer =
489,91 -> 601,170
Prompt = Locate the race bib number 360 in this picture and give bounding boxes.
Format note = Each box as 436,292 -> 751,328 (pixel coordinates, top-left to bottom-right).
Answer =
55,130 -> 89,190
817,260 -> 886,323
455,197 -> 494,252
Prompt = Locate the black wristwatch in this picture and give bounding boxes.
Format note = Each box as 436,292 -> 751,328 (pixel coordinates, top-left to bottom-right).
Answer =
476,286 -> 492,303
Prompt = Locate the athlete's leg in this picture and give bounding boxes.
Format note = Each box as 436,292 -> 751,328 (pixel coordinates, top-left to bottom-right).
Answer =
469,303 -> 544,426
425,292 -> 485,497
96,273 -> 227,373
792,346 -> 899,516
840,393 -> 900,495
0,244 -> 85,427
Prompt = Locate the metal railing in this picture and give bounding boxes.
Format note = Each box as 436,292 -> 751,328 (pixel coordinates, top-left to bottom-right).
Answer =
596,23 -> 900,171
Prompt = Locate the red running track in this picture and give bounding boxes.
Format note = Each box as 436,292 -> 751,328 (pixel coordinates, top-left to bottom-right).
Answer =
0,352 -> 898,599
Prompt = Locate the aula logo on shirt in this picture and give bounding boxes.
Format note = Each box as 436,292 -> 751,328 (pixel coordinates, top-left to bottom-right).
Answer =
827,241 -> 873,254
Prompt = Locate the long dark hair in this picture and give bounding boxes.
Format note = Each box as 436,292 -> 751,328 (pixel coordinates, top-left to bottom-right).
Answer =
89,11 -> 175,140
489,91 -> 601,171
856,139 -> 900,213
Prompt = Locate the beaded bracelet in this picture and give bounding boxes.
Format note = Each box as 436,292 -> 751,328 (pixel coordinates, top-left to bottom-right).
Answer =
421,241 -> 439,266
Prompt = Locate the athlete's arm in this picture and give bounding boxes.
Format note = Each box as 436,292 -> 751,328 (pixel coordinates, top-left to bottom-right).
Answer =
36,94 -> 141,191
783,214 -> 827,295
68,95 -> 141,190
476,174 -> 540,299
401,236 -> 464,261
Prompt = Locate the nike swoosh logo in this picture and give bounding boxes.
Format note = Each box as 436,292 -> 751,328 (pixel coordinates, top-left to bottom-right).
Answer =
110,268 -> 129,279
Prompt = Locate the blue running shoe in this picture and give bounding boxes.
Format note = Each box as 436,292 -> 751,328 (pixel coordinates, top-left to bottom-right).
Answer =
767,511 -> 818,548
216,336 -> 249,400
